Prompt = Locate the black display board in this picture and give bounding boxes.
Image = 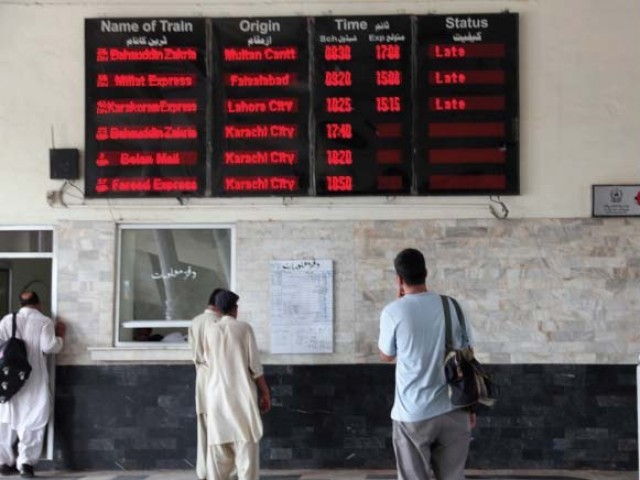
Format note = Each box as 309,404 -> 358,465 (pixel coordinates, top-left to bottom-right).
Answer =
85,18 -> 208,197
414,13 -> 519,195
313,16 -> 413,195
211,18 -> 310,196
85,14 -> 519,198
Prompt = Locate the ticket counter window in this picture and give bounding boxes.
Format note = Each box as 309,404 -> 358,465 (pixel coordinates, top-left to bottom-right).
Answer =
116,225 -> 234,345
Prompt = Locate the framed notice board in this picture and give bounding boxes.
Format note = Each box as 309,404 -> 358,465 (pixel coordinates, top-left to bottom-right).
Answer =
269,260 -> 333,354
85,14 -> 519,198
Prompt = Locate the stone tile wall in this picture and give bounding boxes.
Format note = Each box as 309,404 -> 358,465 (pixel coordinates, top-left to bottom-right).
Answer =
56,221 -> 116,365
238,218 -> 640,365
54,218 -> 640,365
54,364 -> 639,470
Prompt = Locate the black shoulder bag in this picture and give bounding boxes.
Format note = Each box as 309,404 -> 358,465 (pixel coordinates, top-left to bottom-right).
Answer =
0,313 -> 32,403
441,295 -> 496,408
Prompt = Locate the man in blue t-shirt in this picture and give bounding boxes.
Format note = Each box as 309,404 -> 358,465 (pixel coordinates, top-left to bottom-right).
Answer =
378,248 -> 476,480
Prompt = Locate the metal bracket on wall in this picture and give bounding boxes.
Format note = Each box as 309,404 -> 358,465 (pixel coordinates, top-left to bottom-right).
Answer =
489,196 -> 509,219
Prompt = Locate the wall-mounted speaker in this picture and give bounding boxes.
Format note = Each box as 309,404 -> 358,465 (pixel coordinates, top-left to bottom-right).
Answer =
49,148 -> 79,180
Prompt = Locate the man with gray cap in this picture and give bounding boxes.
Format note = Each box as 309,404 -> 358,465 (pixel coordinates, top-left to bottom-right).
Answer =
202,290 -> 270,480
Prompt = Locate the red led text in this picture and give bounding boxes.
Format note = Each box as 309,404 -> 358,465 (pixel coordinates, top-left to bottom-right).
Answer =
224,124 -> 297,139
226,98 -> 298,114
324,71 -> 352,87
227,73 -> 295,87
224,176 -> 298,192
224,151 -> 298,165
376,70 -> 402,86
429,70 -> 505,85
95,177 -> 198,194
429,44 -> 505,59
375,44 -> 401,60
96,99 -> 197,115
96,47 -> 197,62
429,71 -> 506,85
431,71 -> 467,85
376,96 -> 401,113
326,97 -> 353,113
96,125 -> 197,141
326,149 -> 353,165
454,70 -> 503,85
430,96 -> 505,111
326,175 -> 353,192
324,45 -> 352,61
326,123 -> 353,139
96,151 -> 197,167
96,73 -> 196,88
224,47 -> 298,61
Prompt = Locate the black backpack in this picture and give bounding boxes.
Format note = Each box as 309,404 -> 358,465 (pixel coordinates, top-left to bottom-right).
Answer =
0,313 -> 32,403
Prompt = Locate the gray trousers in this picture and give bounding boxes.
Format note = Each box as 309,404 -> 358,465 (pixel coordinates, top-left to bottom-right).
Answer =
392,409 -> 471,480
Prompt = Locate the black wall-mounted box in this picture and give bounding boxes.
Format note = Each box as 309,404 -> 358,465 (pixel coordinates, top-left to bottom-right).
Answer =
50,148 -> 79,180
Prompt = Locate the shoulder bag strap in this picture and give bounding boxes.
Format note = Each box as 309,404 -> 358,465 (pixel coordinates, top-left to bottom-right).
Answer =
449,297 -> 470,347
11,312 -> 17,339
441,295 -> 453,352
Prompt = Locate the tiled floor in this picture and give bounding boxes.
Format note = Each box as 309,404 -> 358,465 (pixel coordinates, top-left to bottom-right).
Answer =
19,470 -> 638,480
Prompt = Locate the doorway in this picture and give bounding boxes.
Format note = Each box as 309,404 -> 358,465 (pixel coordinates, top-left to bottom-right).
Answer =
0,258 -> 53,318
0,228 -> 55,460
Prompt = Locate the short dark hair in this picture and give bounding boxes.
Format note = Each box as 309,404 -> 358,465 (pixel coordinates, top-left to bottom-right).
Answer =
394,248 -> 428,286
208,288 -> 225,307
20,291 -> 40,307
215,290 -> 239,315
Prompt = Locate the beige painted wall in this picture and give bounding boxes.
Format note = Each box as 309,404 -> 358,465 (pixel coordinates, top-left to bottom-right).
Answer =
0,0 -> 639,223
0,1 -> 638,365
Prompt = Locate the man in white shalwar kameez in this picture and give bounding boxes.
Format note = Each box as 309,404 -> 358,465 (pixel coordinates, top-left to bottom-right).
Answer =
189,288 -> 223,480
203,290 -> 271,480
0,291 -> 64,478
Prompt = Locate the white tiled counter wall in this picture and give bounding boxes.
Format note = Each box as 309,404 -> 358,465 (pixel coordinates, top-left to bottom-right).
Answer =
55,218 -> 640,365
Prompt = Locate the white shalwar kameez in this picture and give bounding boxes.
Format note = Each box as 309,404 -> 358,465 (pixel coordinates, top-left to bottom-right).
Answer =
189,308 -> 220,480
0,307 -> 63,467
203,315 -> 264,480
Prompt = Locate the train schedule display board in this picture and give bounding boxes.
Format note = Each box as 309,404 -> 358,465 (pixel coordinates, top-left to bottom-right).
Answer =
211,18 -> 310,196
313,16 -> 413,195
85,13 -> 519,198
415,13 -> 519,195
85,18 -> 208,197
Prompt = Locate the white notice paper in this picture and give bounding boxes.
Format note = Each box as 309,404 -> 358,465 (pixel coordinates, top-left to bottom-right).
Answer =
270,260 -> 333,354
